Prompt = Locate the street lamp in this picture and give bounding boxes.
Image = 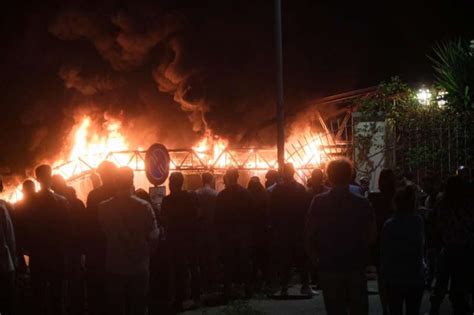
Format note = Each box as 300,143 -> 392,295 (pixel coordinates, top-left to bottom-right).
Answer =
416,88 -> 432,105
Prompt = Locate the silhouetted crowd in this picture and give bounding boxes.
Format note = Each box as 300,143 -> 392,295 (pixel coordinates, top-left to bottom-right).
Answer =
1,159 -> 474,315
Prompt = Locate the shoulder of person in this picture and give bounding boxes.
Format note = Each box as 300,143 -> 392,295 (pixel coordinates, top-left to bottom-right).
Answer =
186,190 -> 198,197
87,187 -> 100,199
312,190 -> 330,202
351,192 -> 371,204
295,181 -> 306,191
381,216 -> 395,232
217,188 -> 228,197
52,192 -> 69,206
97,197 -> 115,210
130,195 -> 152,207
86,187 -> 102,205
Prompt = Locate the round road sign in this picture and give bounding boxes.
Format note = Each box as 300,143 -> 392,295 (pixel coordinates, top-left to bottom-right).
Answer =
145,143 -> 170,186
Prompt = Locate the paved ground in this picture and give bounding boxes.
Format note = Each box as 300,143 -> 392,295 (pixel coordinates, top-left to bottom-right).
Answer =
182,281 -> 453,315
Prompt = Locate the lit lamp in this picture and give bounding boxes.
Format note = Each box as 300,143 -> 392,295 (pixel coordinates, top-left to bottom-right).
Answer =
416,88 -> 432,105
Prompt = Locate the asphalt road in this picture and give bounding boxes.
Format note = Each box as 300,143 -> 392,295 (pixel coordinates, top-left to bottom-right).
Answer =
182,281 -> 453,315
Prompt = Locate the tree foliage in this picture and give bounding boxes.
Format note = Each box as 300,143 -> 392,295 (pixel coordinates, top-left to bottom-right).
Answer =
430,38 -> 474,112
355,76 -> 474,180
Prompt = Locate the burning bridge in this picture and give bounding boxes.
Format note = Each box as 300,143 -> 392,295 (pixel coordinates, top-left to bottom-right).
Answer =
5,88 -> 372,203
54,131 -> 349,182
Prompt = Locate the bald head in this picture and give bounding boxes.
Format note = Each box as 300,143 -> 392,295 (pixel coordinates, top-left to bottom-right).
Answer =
97,161 -> 118,186
35,164 -> 52,190
224,168 -> 239,186
169,172 -> 184,193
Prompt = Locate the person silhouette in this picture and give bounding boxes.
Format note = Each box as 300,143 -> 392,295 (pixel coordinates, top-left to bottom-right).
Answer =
28,164 -> 70,315
85,161 -> 118,315
99,167 -> 159,315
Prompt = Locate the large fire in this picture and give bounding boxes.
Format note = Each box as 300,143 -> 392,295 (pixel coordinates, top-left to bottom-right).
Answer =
4,115 -> 331,203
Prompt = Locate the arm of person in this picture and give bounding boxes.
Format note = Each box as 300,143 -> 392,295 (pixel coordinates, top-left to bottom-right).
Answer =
145,203 -> 160,253
3,207 -> 17,269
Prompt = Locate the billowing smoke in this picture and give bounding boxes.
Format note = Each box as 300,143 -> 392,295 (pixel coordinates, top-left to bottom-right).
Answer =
49,9 -> 181,71
59,66 -> 124,95
0,1 -> 281,174
49,7 -> 208,134
152,38 -> 208,133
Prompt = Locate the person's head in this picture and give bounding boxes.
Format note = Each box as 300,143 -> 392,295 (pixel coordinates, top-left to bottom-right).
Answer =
378,169 -> 396,195
22,179 -> 36,198
115,167 -> 134,192
97,161 -> 118,186
201,172 -> 214,187
247,176 -> 264,191
310,169 -> 324,188
224,168 -> 239,186
66,186 -> 77,200
265,169 -> 279,188
326,159 -> 353,188
135,188 -> 151,203
282,163 -> 295,182
35,164 -> 52,190
169,172 -> 184,193
51,174 -> 67,194
394,185 -> 416,215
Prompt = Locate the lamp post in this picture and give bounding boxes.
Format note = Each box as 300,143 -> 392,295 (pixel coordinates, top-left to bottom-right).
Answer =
275,0 -> 285,172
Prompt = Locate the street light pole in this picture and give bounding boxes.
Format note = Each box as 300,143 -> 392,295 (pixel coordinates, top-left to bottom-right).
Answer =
275,0 -> 285,172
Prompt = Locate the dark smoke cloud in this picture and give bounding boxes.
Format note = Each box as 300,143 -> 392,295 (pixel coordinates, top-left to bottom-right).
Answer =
59,66 -> 124,95
50,7 -> 208,134
49,9 -> 182,71
152,38 -> 208,132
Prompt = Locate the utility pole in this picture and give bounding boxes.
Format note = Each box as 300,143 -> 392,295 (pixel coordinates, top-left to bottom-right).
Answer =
275,0 -> 285,172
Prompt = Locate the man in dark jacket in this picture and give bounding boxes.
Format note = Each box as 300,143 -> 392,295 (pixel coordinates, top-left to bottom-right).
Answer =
85,161 -> 118,315
305,159 -> 376,314
271,163 -> 313,296
0,177 -> 16,315
215,168 -> 255,299
52,175 -> 87,315
28,164 -> 70,315
99,167 -> 160,315
12,179 -> 36,274
161,172 -> 200,311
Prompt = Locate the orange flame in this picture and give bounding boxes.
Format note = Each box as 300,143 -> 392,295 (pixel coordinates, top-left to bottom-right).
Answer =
4,116 -> 329,203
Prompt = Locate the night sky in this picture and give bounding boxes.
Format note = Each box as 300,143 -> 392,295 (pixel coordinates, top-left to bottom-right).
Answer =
0,0 -> 473,173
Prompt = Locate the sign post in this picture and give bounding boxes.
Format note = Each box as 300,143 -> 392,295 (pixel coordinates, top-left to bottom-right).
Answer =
145,143 -> 170,208
275,0 -> 285,172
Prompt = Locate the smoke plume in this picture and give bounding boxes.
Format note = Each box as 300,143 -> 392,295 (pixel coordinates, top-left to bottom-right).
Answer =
50,7 -> 208,134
